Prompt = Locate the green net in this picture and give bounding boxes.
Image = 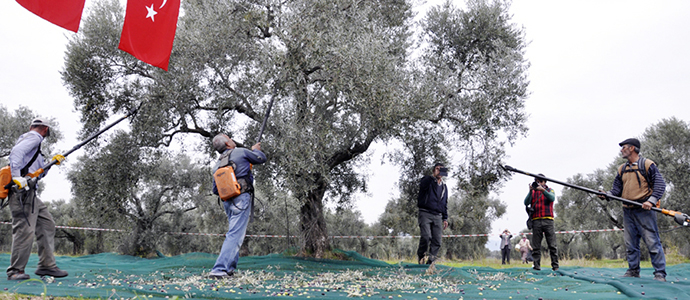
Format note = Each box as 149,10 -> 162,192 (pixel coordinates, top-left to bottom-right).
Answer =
0,251 -> 688,299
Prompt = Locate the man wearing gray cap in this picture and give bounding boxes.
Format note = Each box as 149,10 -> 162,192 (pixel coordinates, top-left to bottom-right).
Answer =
6,118 -> 68,280
416,163 -> 449,265
599,138 -> 667,281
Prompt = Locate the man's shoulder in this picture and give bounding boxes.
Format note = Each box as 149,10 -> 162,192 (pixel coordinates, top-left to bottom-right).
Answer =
11,131 -> 41,149
642,157 -> 655,168
231,147 -> 261,162
234,147 -> 254,155
420,175 -> 434,183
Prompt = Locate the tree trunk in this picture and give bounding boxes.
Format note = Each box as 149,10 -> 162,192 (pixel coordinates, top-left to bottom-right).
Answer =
299,177 -> 330,258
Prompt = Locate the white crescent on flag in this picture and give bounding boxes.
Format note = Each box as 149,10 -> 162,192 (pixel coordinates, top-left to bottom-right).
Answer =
160,0 -> 167,9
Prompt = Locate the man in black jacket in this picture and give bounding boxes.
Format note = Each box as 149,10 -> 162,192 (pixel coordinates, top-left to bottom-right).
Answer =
416,163 -> 449,264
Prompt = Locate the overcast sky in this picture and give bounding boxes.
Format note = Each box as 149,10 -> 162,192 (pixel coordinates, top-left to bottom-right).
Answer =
3,1 -> 690,251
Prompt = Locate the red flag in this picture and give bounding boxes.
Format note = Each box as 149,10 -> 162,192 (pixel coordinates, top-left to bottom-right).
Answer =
16,0 -> 86,32
118,0 -> 180,71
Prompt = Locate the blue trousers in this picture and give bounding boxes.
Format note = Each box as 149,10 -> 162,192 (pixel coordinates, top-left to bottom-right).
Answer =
212,193 -> 251,273
623,207 -> 666,277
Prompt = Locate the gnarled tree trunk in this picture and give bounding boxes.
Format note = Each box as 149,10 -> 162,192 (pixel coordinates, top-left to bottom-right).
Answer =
299,176 -> 330,257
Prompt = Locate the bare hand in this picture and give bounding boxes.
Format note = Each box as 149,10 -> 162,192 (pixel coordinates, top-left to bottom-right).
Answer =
252,142 -> 261,151
443,220 -> 449,230
642,201 -> 653,210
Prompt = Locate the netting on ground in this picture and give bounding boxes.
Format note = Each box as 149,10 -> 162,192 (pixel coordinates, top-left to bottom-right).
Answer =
0,251 -> 688,299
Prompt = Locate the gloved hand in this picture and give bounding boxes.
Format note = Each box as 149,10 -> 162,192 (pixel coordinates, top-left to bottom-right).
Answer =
52,154 -> 66,165
12,177 -> 29,190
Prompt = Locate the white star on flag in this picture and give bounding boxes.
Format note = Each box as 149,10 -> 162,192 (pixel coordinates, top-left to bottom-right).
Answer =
145,4 -> 157,22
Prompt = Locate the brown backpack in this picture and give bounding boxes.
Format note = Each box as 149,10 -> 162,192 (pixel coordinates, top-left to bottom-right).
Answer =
213,150 -> 242,201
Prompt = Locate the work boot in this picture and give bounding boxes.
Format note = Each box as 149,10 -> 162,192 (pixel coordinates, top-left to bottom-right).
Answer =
654,274 -> 666,282
532,266 -> 541,271
622,270 -> 640,278
7,272 -> 30,281
35,267 -> 68,278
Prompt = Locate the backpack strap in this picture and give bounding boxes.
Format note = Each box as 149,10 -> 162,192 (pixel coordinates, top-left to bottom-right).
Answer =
19,144 -> 41,177
218,149 -> 234,167
637,157 -> 651,188
618,157 -> 650,189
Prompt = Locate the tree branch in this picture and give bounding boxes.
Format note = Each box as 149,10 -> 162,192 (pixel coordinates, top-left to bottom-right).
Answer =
152,206 -> 197,220
326,130 -> 378,169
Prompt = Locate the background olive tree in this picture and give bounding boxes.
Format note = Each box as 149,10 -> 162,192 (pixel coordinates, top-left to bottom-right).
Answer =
376,0 -> 527,261
0,105 -> 63,161
67,131 -> 208,256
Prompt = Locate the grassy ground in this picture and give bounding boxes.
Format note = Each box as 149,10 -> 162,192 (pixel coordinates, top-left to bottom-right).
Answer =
390,254 -> 690,269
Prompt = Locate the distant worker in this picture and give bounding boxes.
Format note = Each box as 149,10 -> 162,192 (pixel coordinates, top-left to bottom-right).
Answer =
416,163 -> 449,265
598,138 -> 667,282
524,174 -> 558,271
208,134 -> 266,279
499,229 -> 513,264
518,235 -> 533,264
6,118 -> 68,280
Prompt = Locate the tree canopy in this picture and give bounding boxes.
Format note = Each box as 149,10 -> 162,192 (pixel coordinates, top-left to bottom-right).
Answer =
0,105 -> 63,159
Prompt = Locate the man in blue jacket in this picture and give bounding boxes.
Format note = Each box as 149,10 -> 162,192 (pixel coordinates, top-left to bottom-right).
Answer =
416,163 -> 449,264
208,134 -> 267,279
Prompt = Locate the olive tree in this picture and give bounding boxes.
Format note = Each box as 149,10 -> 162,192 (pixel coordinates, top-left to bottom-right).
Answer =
555,170 -> 625,259
67,131 -> 208,256
0,105 -> 62,160
378,0 -> 528,259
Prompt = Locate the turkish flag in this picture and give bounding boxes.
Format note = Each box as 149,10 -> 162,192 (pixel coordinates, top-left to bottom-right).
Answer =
16,0 -> 86,32
118,0 -> 181,71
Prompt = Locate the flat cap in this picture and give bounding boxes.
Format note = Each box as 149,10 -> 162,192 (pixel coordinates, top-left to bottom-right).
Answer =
619,138 -> 640,149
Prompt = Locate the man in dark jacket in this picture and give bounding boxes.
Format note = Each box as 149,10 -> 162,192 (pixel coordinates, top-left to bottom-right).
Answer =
416,163 -> 449,264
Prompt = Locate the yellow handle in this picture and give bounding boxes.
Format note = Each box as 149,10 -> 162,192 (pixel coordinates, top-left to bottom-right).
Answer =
52,154 -> 66,165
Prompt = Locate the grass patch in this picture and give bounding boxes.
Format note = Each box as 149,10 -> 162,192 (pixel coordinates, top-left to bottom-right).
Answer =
389,255 -> 690,269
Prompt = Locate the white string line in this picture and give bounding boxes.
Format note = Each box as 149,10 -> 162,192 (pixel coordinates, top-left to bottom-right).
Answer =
0,221 -> 634,238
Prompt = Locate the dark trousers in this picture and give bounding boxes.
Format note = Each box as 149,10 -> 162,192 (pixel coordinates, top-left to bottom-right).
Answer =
531,218 -> 558,269
417,210 -> 443,263
501,246 -> 511,264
